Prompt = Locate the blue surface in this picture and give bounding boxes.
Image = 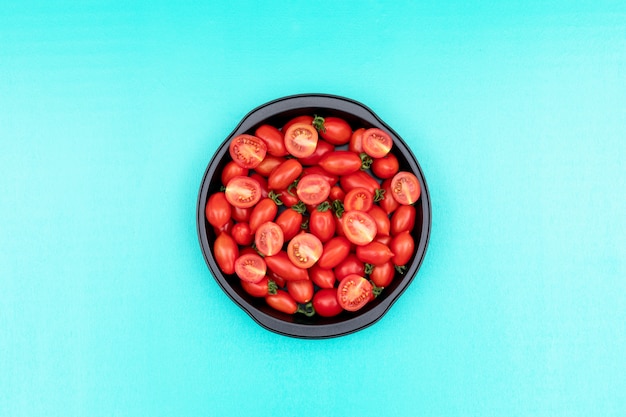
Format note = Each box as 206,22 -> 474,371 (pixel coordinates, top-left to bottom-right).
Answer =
1,1 -> 625,416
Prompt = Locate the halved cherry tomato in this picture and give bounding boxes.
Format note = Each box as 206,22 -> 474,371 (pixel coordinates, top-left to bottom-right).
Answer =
309,205 -> 336,243
265,290 -> 298,314
282,115 -> 314,132
205,192 -> 231,228
249,198 -> 278,232
231,222 -> 253,246
254,155 -> 285,177
344,187 -> 373,212
318,151 -> 362,176
221,161 -> 249,186
370,261 -> 395,287
339,171 -> 380,195
268,158 -> 303,190
379,178 -> 400,214
255,124 -> 288,157
317,236 -> 351,269
241,276 -> 277,298
337,274 -> 372,312
284,123 -> 318,158
390,231 -> 415,266
356,241 -> 394,266
362,128 -> 392,158
265,251 -> 309,281
368,205 -> 391,236
341,210 -> 377,246
298,139 -> 334,166
349,127 -> 365,153
287,279 -> 314,303
254,221 -> 284,256
287,233 -> 323,269
225,176 -> 262,208
229,134 -> 267,169
296,174 -> 331,205
312,116 -> 352,145
312,288 -> 344,317
371,153 -> 399,179
231,206 -> 251,223
275,207 -> 304,242
333,253 -> 365,281
309,264 -> 336,289
390,205 -> 416,236
214,233 -> 239,275
390,171 -> 421,205
234,253 -> 267,283
329,185 -> 345,201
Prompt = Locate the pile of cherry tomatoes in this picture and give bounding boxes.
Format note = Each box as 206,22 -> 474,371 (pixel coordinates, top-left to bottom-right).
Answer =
205,114 -> 420,318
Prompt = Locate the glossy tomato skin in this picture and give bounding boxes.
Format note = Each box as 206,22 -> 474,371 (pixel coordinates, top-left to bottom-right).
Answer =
254,221 -> 284,257
312,288 -> 344,317
287,279 -> 314,303
341,210 -> 378,246
264,251 -> 309,281
275,208 -> 303,242
249,198 -> 278,232
315,116 -> 352,145
296,174 -> 331,205
276,188 -> 299,207
348,128 -> 365,153
254,155 -> 285,177
390,171 -> 421,205
370,261 -> 395,287
241,276 -> 274,298
379,178 -> 400,214
249,173 -> 269,199
284,123 -> 318,158
339,171 -> 380,195
229,134 -> 267,169
265,290 -> 298,314
206,192 -> 231,228
302,166 -> 338,187
356,241 -> 394,266
390,231 -> 415,266
309,264 -> 336,289
390,205 -> 416,236
298,139 -> 334,166
232,206 -> 251,223
225,176 -> 262,209
282,115 -> 314,132
255,124 -> 288,157
362,128 -> 393,158
268,158 -> 303,190
231,222 -> 253,246
337,274 -> 373,312
317,236 -> 351,269
318,151 -> 362,176
367,205 -> 391,236
371,153 -> 399,179
333,253 -> 365,281
214,233 -> 239,275
221,161 -> 249,186
309,208 -> 336,243
287,233 -> 323,269
213,219 -> 233,236
329,185 -> 345,201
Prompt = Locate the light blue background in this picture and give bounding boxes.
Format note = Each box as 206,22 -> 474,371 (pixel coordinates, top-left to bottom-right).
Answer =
1,1 -> 624,416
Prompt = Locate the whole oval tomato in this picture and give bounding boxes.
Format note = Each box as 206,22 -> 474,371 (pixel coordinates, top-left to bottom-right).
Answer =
370,261 -> 395,287
231,222 -> 253,246
206,192 -> 231,228
378,178 -> 400,214
254,221 -> 284,257
312,288 -> 344,317
349,127 -> 365,153
241,276 -> 276,298
234,253 -> 267,283
337,274 -> 372,312
318,151 -> 362,175
214,233 -> 239,275
276,188 -> 299,207
213,218 -> 233,236
264,251 -> 309,281
367,205 -> 391,236
356,241 -> 394,266
317,236 -> 351,269
362,128 -> 393,158
268,158 -> 303,190
275,207 -> 304,242
298,139 -> 334,166
284,123 -> 318,158
390,231 -> 415,266
253,155 -> 285,177
265,290 -> 298,314
371,153 -> 399,179
225,176 -> 262,208
221,161 -> 249,186
231,206 -> 251,223
333,253 -> 365,281
229,134 -> 267,169
329,185 -> 345,201
309,207 -> 336,243
287,279 -> 314,303
309,264 -> 336,289
313,116 -> 352,145
287,233 -> 323,269
255,124 -> 288,157
341,210 -> 377,246
390,205 -> 416,236
249,198 -> 278,232
390,171 -> 421,205
339,171 -> 380,195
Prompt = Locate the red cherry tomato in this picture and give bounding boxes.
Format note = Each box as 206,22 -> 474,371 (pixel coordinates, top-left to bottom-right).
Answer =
341,210 -> 377,246
317,236 -> 351,269
287,279 -> 314,303
213,219 -> 233,236
362,128 -> 393,158
249,198 -> 278,232
254,155 -> 285,177
349,127 -> 365,153
265,290 -> 298,314
287,233 -> 323,269
205,192 -> 232,228
313,116 -> 352,145
213,233 -> 239,275
275,207 -> 304,242
229,134 -> 267,169
371,153 -> 399,179
284,123 -> 318,158
241,276 -> 276,298
221,161 -> 249,186
356,241 -> 394,266
301,166 -> 338,187
329,185 -> 345,201
309,207 -> 336,243
255,124 -> 288,157
268,271 -> 286,288
225,176 -> 262,209
264,251 -> 309,281
268,158 -> 303,190
370,261 -> 395,287
296,174 -> 331,205
368,205 -> 391,236
282,115 -> 314,132
231,222 -> 253,246
390,171 -> 421,205
379,178 -> 400,214
312,288 -> 344,317
390,205 -> 416,236
337,274 -> 372,312
339,171 -> 380,195
298,139 -> 334,166
375,234 -> 392,246
234,253 -> 267,283
333,253 -> 365,281
309,264 -> 336,289
318,151 -> 362,176
275,188 -> 299,207
344,187 -> 373,212
254,221 -> 284,257
390,231 -> 415,266
231,206 -> 251,223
